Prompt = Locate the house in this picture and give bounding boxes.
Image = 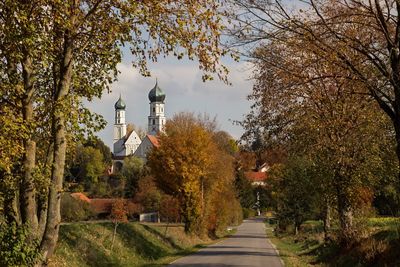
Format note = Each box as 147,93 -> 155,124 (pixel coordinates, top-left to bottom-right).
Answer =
244,171 -> 267,186
258,162 -> 270,173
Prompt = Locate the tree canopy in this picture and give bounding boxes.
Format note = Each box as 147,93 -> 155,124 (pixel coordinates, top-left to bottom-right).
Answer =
0,1 -> 229,264
229,0 -> 400,244
148,112 -> 242,235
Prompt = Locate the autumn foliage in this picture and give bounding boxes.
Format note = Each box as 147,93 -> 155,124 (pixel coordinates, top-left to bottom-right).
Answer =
230,0 -> 400,245
148,113 -> 242,235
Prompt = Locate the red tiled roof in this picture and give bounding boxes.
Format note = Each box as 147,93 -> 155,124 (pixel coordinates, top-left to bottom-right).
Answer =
147,135 -> 160,148
245,172 -> 267,182
90,199 -> 115,214
71,192 -> 91,203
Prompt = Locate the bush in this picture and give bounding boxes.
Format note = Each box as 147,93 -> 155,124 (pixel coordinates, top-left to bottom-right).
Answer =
61,194 -> 94,222
0,222 -> 39,266
242,208 -> 256,219
159,195 -> 181,223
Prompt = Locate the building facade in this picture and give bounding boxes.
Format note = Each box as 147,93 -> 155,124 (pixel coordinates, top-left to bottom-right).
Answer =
112,81 -> 166,171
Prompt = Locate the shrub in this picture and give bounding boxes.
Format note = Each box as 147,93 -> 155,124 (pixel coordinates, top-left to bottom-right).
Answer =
61,194 -> 94,222
242,208 -> 256,219
0,222 -> 39,266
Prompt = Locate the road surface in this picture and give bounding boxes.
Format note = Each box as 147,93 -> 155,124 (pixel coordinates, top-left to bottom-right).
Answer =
170,217 -> 283,267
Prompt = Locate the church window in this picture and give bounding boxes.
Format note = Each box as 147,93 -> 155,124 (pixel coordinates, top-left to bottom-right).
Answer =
153,107 -> 156,112
152,119 -> 155,125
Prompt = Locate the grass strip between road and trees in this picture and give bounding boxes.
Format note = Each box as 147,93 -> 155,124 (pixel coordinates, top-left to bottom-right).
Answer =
49,221 -> 235,267
265,218 -> 400,267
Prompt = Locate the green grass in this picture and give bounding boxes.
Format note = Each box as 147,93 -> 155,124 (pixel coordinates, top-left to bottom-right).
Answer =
50,222 -> 216,267
265,223 -> 321,267
368,217 -> 400,229
265,218 -> 400,267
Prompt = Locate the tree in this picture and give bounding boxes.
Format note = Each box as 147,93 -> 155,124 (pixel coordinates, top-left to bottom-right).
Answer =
148,112 -> 242,235
133,175 -> 162,213
84,136 -> 112,165
110,199 -> 128,251
1,0 -> 228,264
212,131 -> 239,156
230,0 -> 400,194
235,18 -> 397,244
76,146 -> 106,187
268,159 -> 319,235
234,169 -> 256,209
148,113 -> 216,233
121,157 -> 144,198
159,195 -> 181,223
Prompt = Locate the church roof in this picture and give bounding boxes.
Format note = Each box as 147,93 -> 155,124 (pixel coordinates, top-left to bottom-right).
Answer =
147,135 -> 160,148
148,80 -> 166,103
114,95 -> 126,110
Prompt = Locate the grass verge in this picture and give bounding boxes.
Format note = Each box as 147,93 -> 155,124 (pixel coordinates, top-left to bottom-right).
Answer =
265,218 -> 400,267
265,222 -> 321,267
50,222 -> 229,267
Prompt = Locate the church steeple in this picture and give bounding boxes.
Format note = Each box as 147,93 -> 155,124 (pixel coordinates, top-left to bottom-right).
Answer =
148,80 -> 166,135
113,95 -> 127,153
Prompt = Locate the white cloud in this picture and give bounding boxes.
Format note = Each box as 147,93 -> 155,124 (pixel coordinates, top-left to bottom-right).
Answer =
86,57 -> 253,149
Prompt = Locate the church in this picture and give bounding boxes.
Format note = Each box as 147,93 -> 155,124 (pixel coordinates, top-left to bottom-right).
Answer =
112,81 -> 166,171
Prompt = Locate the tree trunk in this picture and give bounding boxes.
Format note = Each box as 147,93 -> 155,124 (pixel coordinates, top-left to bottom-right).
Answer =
323,200 -> 331,241
393,120 -> 400,195
39,31 -> 74,264
111,222 -> 118,251
21,139 -> 38,234
337,190 -> 354,246
39,113 -> 66,263
21,55 -> 39,237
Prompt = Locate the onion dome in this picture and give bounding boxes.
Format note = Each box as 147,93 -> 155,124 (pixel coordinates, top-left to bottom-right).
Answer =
114,95 -> 126,110
148,80 -> 166,103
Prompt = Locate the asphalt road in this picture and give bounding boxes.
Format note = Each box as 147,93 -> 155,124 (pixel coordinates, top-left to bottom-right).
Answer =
169,217 -> 283,267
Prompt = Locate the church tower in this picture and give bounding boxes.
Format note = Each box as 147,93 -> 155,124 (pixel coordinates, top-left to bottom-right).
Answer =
148,80 -> 166,135
113,95 -> 127,154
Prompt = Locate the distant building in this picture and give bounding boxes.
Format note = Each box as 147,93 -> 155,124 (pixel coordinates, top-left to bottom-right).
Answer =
245,171 -> 267,186
112,81 -> 166,171
113,95 -> 141,158
258,162 -> 270,173
245,162 -> 269,186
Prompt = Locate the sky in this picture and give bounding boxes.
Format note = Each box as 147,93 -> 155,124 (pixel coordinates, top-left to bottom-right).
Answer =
82,0 -> 307,149
85,56 -> 254,149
